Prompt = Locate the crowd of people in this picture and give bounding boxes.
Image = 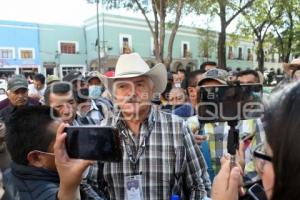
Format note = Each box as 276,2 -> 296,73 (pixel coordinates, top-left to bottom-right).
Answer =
0,52 -> 299,200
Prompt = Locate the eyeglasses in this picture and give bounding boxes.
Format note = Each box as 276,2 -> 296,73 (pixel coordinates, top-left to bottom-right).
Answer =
253,143 -> 272,175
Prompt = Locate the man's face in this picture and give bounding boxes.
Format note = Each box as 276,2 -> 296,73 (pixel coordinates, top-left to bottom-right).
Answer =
172,74 -> 181,87
33,80 -> 43,90
188,74 -> 204,104
49,91 -> 77,124
168,88 -> 186,106
41,121 -> 60,171
30,120 -> 60,172
113,76 -> 153,119
238,74 -> 258,84
177,71 -> 185,82
72,80 -> 88,91
7,88 -> 28,107
204,65 -> 216,71
88,77 -> 101,86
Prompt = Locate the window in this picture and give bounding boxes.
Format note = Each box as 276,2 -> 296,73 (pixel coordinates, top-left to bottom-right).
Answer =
112,0 -> 121,8
150,38 -> 155,56
141,0 -> 149,6
60,42 -> 76,54
0,48 -> 14,59
19,48 -> 34,59
181,42 -> 190,58
58,41 -> 78,54
61,66 -> 84,77
228,46 -> 234,59
271,53 -> 275,63
238,47 -> 243,60
119,34 -> 132,54
247,48 -> 253,61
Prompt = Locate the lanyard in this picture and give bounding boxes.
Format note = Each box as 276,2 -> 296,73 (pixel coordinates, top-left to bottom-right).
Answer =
118,120 -> 152,174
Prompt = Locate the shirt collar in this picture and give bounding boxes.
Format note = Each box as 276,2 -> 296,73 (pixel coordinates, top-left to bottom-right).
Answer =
114,104 -> 157,131
90,99 -> 98,111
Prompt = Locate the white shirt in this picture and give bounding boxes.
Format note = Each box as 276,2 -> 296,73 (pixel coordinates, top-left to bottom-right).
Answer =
28,84 -> 46,99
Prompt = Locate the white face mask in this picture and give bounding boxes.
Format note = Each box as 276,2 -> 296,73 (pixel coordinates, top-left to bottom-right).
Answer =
89,85 -> 103,99
174,83 -> 181,88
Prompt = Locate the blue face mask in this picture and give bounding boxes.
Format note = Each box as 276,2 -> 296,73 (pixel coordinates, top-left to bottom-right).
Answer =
89,85 -> 102,99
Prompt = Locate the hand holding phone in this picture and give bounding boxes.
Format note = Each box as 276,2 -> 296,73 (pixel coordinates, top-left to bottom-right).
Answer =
64,126 -> 122,162
248,183 -> 267,200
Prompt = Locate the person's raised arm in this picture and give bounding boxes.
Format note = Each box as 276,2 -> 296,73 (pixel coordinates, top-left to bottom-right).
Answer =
211,156 -> 241,200
54,123 -> 93,200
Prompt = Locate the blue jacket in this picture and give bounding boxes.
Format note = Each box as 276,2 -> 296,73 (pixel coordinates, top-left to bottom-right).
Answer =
3,162 -> 106,200
3,162 -> 59,200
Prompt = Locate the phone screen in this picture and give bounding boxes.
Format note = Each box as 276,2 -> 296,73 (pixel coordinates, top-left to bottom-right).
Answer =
197,84 -> 263,122
248,184 -> 267,200
65,126 -> 122,162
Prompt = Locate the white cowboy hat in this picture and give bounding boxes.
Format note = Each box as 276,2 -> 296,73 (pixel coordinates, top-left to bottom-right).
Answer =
99,53 -> 167,93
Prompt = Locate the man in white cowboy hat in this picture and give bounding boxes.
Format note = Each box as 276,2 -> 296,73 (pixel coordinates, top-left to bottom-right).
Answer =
272,57 -> 300,92
87,53 -> 211,200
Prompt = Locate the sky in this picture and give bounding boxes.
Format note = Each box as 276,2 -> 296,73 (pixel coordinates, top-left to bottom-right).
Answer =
0,0 -> 95,26
0,0 -> 237,32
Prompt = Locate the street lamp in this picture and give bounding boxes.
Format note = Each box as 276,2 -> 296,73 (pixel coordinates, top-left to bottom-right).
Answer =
87,0 -> 101,72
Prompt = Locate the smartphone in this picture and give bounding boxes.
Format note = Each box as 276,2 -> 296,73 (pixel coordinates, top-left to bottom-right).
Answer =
64,126 -> 122,162
197,84 -> 263,122
248,183 -> 267,200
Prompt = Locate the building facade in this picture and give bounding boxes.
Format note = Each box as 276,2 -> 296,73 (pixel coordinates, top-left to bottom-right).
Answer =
39,24 -> 87,77
0,12 -> 285,78
83,12 -> 283,73
0,21 -> 40,78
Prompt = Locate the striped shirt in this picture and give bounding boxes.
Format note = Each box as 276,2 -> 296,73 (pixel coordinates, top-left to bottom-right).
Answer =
87,106 -> 211,200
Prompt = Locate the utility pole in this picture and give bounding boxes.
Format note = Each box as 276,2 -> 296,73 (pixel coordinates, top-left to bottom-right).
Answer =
87,0 -> 101,72
96,0 -> 101,72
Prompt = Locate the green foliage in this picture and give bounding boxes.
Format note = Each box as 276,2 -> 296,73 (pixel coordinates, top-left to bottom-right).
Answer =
197,28 -> 217,58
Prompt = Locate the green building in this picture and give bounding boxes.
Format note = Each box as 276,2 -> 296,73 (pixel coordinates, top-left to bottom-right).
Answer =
37,12 -> 282,77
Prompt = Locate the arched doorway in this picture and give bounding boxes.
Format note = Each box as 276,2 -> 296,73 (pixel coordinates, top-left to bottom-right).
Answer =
185,62 -> 197,72
146,60 -> 156,68
171,61 -> 184,72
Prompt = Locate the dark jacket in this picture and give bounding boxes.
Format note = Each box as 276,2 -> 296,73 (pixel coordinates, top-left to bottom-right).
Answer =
3,162 -> 106,200
0,98 -> 40,123
3,162 -> 60,200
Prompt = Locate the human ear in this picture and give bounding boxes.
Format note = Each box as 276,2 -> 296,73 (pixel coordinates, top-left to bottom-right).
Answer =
27,151 -> 46,168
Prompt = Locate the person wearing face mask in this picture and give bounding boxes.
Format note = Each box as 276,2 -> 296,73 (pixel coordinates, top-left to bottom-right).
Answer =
86,71 -> 113,110
83,71 -> 113,121
87,72 -> 103,99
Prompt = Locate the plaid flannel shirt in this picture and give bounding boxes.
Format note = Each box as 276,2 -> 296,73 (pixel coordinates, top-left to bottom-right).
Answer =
86,106 -> 211,200
187,116 -> 265,183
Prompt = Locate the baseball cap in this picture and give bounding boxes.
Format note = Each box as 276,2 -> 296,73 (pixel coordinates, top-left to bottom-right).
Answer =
62,71 -> 84,83
198,68 -> 229,86
7,75 -> 28,92
46,75 -> 60,85
104,70 -> 115,78
86,71 -> 101,82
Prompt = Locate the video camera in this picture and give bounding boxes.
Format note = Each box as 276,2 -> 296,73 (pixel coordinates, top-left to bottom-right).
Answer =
196,82 -> 263,167
197,83 -> 263,123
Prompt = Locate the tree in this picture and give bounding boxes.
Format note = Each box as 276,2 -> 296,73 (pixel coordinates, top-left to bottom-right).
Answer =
198,28 -> 217,60
272,0 -> 300,62
103,0 -> 187,70
197,17 -> 217,61
194,0 -> 254,68
240,0 -> 282,72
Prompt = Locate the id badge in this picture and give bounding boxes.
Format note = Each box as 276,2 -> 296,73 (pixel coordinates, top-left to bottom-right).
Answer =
125,175 -> 144,200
